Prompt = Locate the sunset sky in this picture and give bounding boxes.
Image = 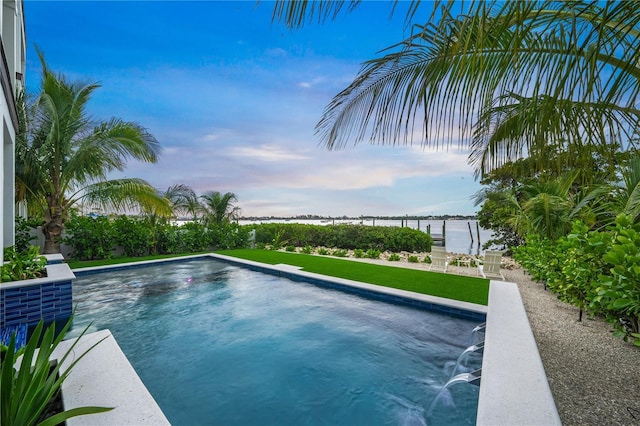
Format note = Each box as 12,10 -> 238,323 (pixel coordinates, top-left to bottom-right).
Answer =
24,1 -> 483,217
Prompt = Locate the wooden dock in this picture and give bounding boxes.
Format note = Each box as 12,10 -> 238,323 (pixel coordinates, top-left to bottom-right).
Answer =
430,234 -> 445,246
427,222 -> 446,246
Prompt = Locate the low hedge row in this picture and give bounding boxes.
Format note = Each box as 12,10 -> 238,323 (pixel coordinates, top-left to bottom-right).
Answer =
514,214 -> 640,346
252,223 -> 433,252
63,214 -> 249,260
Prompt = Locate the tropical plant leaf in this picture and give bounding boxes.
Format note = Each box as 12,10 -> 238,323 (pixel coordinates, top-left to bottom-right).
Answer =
38,406 -> 114,426
0,317 -> 112,426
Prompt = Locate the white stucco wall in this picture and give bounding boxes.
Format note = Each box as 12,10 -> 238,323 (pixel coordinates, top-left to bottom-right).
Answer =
0,0 -> 26,261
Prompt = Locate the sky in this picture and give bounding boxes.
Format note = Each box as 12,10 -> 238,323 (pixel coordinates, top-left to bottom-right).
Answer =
24,0 -> 484,218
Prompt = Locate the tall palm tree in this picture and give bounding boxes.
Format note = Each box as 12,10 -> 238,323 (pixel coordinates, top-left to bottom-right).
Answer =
520,174 -> 578,240
157,184 -> 199,220
200,191 -> 240,225
273,1 -> 640,177
16,51 -> 170,253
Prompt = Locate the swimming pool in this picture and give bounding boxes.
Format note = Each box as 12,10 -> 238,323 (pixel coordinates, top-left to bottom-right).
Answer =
71,258 -> 483,425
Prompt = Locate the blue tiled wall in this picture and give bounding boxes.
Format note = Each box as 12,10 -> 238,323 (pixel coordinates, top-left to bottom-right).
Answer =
0,280 -> 73,328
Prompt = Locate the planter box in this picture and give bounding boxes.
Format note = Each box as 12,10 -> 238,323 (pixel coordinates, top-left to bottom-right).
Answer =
0,263 -> 75,328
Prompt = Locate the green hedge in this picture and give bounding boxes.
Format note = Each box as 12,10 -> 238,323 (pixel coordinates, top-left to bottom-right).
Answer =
513,215 -> 640,346
250,223 -> 432,252
63,215 -> 249,260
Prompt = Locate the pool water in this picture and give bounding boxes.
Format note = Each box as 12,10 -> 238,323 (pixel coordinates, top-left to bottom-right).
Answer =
71,259 -> 482,425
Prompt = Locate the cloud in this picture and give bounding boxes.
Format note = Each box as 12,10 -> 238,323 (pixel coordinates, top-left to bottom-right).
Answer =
42,1 -> 483,217
297,76 -> 328,89
264,47 -> 288,58
197,130 -> 232,143
229,145 -> 311,162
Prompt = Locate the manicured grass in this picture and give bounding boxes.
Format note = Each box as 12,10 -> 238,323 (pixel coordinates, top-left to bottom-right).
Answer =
216,249 -> 490,305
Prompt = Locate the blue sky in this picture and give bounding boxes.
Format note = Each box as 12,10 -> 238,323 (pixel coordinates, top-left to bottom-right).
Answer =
24,0 -> 482,217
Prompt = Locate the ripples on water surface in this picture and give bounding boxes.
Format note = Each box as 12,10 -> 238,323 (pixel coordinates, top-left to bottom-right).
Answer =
71,258 -> 482,425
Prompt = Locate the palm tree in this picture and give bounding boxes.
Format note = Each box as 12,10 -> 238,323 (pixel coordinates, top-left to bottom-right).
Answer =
158,184 -> 199,220
16,51 -> 170,253
473,184 -> 527,250
606,154 -> 640,224
200,191 -> 240,225
519,174 -> 579,240
273,1 -> 640,177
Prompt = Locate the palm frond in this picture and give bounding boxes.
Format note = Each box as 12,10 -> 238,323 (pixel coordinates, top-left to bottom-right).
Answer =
272,1 -> 361,29
76,179 -> 172,217
65,118 -> 160,188
470,94 -> 638,177
200,191 -> 240,223
619,155 -> 640,222
161,184 -> 199,217
296,0 -> 640,175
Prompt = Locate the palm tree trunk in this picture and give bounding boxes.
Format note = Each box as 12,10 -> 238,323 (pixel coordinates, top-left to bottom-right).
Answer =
42,217 -> 63,254
43,196 -> 64,254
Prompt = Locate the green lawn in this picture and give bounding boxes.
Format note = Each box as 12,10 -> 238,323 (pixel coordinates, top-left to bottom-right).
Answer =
216,249 -> 489,305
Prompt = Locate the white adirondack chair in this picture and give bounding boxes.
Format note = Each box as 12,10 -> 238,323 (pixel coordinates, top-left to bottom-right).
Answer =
429,246 -> 448,273
479,250 -> 505,280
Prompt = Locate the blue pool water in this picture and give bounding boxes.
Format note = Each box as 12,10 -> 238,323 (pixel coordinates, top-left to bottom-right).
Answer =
70,258 -> 483,425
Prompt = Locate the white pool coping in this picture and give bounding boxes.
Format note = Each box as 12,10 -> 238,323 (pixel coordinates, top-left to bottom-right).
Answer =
55,329 -> 170,425
477,280 -> 561,425
64,253 -> 559,424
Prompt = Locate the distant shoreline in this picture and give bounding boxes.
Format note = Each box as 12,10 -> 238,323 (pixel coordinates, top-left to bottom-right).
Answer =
237,215 -> 478,221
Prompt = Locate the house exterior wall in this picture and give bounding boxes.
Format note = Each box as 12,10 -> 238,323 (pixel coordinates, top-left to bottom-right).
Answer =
0,0 -> 26,261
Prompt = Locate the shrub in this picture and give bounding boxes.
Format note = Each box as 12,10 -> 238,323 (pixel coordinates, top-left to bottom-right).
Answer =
14,216 -> 39,254
407,255 -> 419,263
285,245 -> 296,252
62,215 -> 247,259
552,221 -> 612,321
513,235 -> 561,283
366,249 -> 381,259
1,246 -> 47,282
388,253 -> 401,261
317,248 -> 329,255
300,245 -> 314,254
513,217 -> 640,344
113,216 -> 153,257
596,215 -> 640,345
209,222 -> 249,250
354,249 -> 365,258
153,222 -> 176,254
177,222 -> 212,252
63,214 -> 115,260
155,221 -> 211,254
249,223 -> 432,252
331,249 -> 348,257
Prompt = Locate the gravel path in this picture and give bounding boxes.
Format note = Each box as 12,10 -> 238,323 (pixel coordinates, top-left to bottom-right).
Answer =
501,266 -> 640,426
337,253 -> 640,425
